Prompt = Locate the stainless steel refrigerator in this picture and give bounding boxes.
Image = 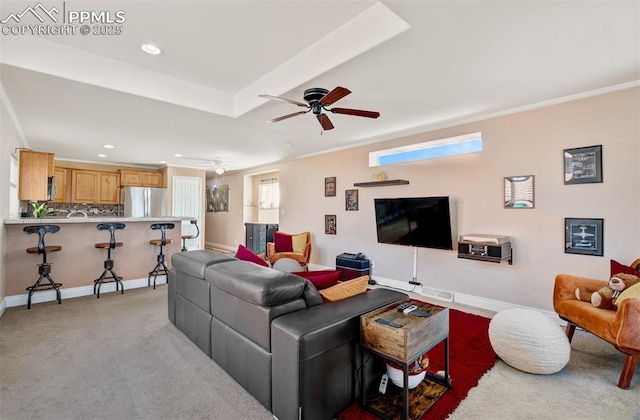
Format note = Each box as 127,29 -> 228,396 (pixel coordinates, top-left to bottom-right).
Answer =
123,187 -> 168,217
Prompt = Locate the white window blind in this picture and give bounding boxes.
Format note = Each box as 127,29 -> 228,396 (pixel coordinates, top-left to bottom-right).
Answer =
259,178 -> 279,209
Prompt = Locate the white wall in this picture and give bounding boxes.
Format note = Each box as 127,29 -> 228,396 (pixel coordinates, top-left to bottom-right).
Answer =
0,90 -> 28,313
207,87 -> 639,312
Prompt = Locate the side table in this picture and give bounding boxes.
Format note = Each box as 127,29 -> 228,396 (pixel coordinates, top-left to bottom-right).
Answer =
360,300 -> 450,420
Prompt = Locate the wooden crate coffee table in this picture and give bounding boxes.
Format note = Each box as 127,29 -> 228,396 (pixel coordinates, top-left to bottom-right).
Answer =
360,300 -> 450,420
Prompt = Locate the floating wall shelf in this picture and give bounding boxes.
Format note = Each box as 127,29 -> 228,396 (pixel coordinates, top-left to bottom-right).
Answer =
353,179 -> 410,187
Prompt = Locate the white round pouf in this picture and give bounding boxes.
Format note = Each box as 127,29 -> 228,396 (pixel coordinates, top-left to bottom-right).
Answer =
488,308 -> 570,374
271,258 -> 303,273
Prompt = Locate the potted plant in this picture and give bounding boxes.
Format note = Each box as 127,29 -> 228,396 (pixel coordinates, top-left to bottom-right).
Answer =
30,201 -> 55,218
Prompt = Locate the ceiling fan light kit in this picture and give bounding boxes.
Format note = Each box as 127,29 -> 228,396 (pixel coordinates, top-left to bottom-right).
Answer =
259,86 -> 380,130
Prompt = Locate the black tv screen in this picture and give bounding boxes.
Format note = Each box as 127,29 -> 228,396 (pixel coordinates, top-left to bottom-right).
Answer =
374,197 -> 453,250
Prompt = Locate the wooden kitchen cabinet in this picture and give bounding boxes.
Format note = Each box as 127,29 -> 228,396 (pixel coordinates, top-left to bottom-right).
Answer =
98,172 -> 120,204
71,170 -> 98,203
52,167 -> 70,203
119,169 -> 162,187
71,170 -> 121,204
18,150 -> 55,201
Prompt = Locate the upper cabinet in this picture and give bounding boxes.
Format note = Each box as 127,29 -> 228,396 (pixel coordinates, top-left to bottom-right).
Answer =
18,150 -> 54,201
52,167 -> 70,203
119,169 -> 163,187
70,170 -> 120,204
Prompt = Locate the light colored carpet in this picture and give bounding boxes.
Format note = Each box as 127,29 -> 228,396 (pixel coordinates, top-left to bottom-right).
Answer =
1,286 -> 639,420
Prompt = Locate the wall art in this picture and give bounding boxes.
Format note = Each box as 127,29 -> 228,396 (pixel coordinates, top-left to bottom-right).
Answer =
564,145 -> 602,185
564,217 -> 603,256
504,175 -> 534,208
325,214 -> 337,234
206,184 -> 229,212
345,189 -> 358,211
324,177 -> 336,197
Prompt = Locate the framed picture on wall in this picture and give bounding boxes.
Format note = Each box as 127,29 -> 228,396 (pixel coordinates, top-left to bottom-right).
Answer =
345,189 -> 358,211
504,175 -> 534,208
564,218 -> 603,256
563,145 -> 602,185
325,177 -> 336,197
325,214 -> 337,234
206,184 -> 229,212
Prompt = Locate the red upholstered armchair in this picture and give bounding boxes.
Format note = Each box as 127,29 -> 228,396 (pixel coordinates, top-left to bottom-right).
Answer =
267,231 -> 311,268
553,258 -> 640,389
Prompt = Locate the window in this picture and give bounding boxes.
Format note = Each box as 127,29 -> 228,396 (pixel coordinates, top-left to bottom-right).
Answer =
369,132 -> 482,167
259,178 -> 279,223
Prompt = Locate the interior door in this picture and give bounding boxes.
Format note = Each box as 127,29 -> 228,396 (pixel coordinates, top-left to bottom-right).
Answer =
172,176 -> 202,250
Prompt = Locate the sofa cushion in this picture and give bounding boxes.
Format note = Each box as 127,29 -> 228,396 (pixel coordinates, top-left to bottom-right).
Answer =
206,260 -> 307,307
615,283 -> 640,307
235,244 -> 269,267
172,250 -> 236,279
319,276 -> 369,302
274,232 -> 308,253
293,270 -> 341,290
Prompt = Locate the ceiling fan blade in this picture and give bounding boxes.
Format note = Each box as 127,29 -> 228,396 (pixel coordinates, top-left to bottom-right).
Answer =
320,86 -> 351,106
267,110 -> 309,123
317,113 -> 335,130
259,94 -> 308,108
331,107 -> 380,119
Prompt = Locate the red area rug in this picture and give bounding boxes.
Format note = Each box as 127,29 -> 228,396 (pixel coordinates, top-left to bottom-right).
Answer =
338,308 -> 496,420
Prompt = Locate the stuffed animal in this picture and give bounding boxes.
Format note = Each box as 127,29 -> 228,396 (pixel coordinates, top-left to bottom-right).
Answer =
575,273 -> 640,309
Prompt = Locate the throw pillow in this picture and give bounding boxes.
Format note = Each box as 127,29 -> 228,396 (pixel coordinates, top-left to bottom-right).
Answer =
235,244 -> 269,267
610,259 -> 638,277
293,270 -> 341,290
319,275 -> 369,302
291,233 -> 308,253
273,232 -> 293,252
614,282 -> 640,307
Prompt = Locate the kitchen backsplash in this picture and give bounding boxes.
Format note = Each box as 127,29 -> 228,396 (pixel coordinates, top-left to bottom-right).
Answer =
20,201 -> 123,217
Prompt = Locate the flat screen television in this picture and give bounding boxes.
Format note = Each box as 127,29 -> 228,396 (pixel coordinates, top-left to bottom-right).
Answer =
374,196 -> 453,250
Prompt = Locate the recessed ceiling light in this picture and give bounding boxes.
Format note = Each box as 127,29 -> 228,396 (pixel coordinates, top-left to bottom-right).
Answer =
159,160 -> 167,164
141,43 -> 163,55
174,153 -> 183,158
103,144 -> 115,149
97,153 -> 107,158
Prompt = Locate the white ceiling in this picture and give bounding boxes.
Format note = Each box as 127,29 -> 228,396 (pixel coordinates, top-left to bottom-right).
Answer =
1,0 -> 638,174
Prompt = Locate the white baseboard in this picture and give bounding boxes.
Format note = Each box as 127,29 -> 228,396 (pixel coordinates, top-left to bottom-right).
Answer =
206,242 -> 236,252
3,276 -> 167,309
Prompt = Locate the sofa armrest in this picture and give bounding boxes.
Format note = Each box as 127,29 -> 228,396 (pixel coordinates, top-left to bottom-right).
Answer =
613,297 -> 640,354
271,288 -> 406,420
553,274 -> 607,309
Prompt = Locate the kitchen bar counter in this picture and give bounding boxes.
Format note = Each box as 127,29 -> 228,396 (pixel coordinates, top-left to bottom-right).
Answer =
4,216 -> 191,225
4,217 -> 184,303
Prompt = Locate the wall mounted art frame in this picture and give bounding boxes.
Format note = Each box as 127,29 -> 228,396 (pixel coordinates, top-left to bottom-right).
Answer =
563,145 -> 602,185
564,217 -> 603,256
325,177 -> 336,197
504,175 -> 534,208
345,189 -> 358,211
325,214 -> 336,234
206,184 -> 229,213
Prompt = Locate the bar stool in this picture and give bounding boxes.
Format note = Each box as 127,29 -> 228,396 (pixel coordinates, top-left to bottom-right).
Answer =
94,223 -> 126,298
148,223 -> 174,289
24,225 -> 62,309
181,219 -> 200,251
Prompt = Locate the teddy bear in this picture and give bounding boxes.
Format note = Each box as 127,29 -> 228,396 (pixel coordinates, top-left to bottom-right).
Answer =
575,273 -> 640,309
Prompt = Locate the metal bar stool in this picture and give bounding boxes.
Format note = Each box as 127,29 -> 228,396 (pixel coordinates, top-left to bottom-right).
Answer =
148,223 -> 174,289
181,219 -> 200,251
94,223 -> 126,298
24,225 -> 62,309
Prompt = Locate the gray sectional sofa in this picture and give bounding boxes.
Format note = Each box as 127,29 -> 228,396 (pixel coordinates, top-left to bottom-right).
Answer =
168,250 -> 407,420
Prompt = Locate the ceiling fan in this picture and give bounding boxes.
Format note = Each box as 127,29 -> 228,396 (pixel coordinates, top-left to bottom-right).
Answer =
259,86 -> 380,130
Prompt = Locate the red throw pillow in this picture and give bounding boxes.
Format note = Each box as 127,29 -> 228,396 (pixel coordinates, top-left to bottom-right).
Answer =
293,270 -> 341,290
274,232 -> 293,252
235,244 -> 268,267
610,259 -> 638,277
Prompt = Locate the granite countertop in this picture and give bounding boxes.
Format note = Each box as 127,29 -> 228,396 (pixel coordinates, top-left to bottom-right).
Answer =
4,216 -> 191,225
